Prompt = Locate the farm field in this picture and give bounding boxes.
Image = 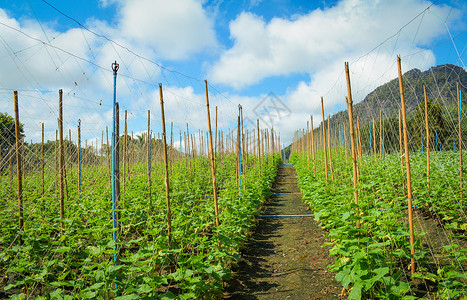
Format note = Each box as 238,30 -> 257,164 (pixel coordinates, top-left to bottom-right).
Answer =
0,1 -> 465,299
291,149 -> 467,299
0,150 -> 280,298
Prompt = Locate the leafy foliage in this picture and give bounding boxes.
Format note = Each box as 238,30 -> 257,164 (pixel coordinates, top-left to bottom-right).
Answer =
0,152 -> 280,298
291,149 -> 467,299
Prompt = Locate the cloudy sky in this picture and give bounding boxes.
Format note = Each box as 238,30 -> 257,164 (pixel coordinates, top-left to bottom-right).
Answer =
0,0 -> 465,149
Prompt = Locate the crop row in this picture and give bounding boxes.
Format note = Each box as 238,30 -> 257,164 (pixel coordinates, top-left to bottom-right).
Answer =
291,150 -> 467,299
1,153 -> 279,299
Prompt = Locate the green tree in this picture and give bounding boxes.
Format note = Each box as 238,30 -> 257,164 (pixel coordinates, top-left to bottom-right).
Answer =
0,112 -> 24,159
409,101 -> 448,150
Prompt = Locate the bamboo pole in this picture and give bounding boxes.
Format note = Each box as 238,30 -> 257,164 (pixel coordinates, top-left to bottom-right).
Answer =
159,84 -> 173,245
186,124 -> 192,175
68,129 -> 72,184
311,115 -> 315,161
301,129 -> 305,159
321,97 -> 328,179
55,130 -> 58,189
147,110 -> 151,205
204,81 -> 220,228
106,126 -> 110,177
240,106 -> 245,175
272,128 -> 275,159
424,86 -> 430,189
398,110 -> 404,171
327,116 -> 334,180
58,89 -> 65,235
215,106 -> 218,158
9,146 -> 13,192
78,121 -> 81,198
344,123 -> 348,160
257,119 -> 261,177
380,110 -> 383,159
14,91 -> 23,236
458,82 -> 463,198
344,62 -> 358,205
236,117 -> 239,182
357,116 -> 362,161
373,118 -> 377,162
21,140 -> 24,178
307,121 -> 310,160
397,55 -> 415,275
41,122 -> 44,196
123,110 -> 128,194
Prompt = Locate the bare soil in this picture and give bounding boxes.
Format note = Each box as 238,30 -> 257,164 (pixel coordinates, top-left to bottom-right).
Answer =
224,164 -> 343,299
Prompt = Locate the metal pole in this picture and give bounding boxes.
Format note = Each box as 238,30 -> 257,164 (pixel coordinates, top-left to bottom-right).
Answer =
111,61 -> 119,288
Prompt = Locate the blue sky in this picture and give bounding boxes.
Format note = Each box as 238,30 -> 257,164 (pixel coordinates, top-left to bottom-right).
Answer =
0,0 -> 465,148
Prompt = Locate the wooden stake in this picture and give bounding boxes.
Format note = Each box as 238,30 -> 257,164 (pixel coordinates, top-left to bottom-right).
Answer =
344,123 -> 348,160
327,116 -> 334,180
106,126 -> 110,177
159,84 -> 172,246
236,117 -> 239,182
78,121 -> 81,198
41,122 -> 44,196
424,86 -> 430,189
68,129 -> 72,184
204,81 -> 220,228
170,122 -> 173,162
357,116 -> 362,161
311,115 -> 315,161
14,91 -> 23,236
58,89 -> 65,235
397,55 -> 415,275
147,110 -> 151,205
215,106 -> 218,158
380,110 -> 383,159
307,121 -> 310,160
123,111 -> 128,193
321,97 -> 328,179
373,118 -> 377,162
344,62 -> 358,205
257,119 -> 261,177
458,82 -> 463,198
55,130 -> 58,189
398,110 -> 404,171
186,124 -> 192,174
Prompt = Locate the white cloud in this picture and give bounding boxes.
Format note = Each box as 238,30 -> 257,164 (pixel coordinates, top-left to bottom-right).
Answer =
117,0 -> 218,60
208,0 -> 458,89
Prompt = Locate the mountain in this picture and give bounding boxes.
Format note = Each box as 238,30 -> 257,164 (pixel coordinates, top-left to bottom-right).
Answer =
285,64 -> 467,159
329,64 -> 467,130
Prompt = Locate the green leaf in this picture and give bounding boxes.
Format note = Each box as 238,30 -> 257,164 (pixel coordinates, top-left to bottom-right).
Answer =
336,269 -> 351,289
136,284 -> 153,293
114,295 -> 139,300
349,282 -> 363,300
86,282 -> 105,290
53,246 -> 71,253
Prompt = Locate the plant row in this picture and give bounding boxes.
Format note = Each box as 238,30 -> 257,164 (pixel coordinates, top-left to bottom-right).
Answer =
291,150 -> 467,299
0,153 -> 280,299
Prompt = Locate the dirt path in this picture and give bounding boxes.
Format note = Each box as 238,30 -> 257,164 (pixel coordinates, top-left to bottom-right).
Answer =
224,164 -> 342,299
